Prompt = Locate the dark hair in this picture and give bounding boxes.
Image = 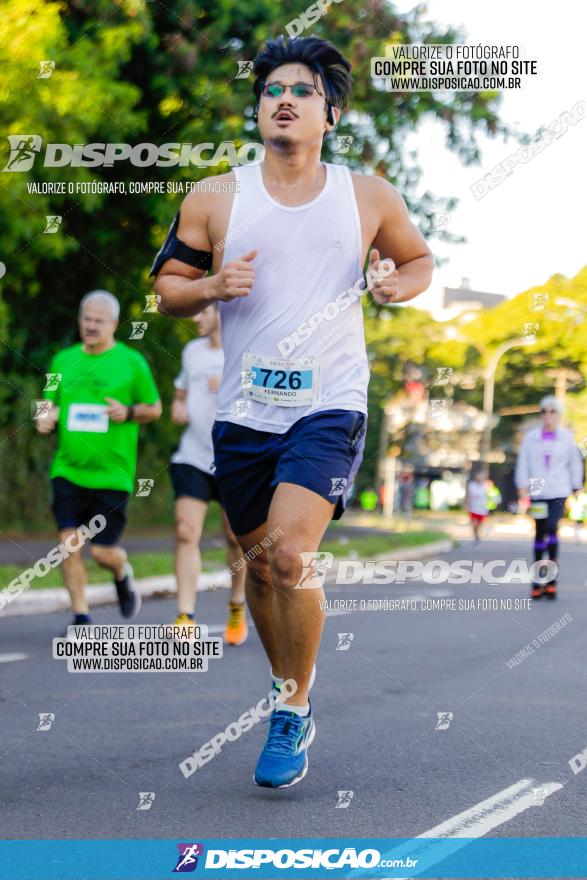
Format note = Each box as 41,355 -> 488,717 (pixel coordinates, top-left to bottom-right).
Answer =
253,36 -> 352,112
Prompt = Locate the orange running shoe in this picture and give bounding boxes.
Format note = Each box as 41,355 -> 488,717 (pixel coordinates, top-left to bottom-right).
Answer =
225,601 -> 248,646
172,612 -> 198,639
531,584 -> 544,600
544,581 -> 557,600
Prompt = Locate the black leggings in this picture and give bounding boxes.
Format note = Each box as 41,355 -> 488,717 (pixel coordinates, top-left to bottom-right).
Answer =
534,497 -> 566,563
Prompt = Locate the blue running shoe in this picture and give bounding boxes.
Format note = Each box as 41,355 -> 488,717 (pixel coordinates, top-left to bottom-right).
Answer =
254,706 -> 315,788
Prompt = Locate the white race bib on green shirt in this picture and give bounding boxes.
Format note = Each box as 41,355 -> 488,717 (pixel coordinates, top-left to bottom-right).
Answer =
67,403 -> 109,433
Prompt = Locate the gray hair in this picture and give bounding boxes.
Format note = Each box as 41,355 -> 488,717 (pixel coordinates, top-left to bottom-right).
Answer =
79,289 -> 120,321
539,395 -> 563,415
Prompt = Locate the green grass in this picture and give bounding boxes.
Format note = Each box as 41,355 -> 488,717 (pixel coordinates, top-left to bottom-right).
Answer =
1,529 -> 449,591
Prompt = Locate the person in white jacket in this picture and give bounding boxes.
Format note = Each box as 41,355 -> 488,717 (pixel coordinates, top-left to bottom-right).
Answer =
515,396 -> 584,599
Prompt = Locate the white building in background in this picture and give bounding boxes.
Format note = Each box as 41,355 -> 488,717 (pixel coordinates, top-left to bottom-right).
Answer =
408,276 -> 506,322
439,277 -> 506,322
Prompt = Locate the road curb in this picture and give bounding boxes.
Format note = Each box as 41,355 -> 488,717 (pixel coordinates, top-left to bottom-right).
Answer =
0,538 -> 454,618
0,570 -> 232,619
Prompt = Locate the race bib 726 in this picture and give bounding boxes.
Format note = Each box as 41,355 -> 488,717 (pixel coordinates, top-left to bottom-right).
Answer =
242,352 -> 321,408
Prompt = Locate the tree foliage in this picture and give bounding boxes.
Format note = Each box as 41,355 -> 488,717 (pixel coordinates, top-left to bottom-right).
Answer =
0,0 -> 514,528
362,264 -> 587,488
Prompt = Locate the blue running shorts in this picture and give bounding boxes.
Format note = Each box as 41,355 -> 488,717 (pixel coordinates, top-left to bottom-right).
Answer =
211,409 -> 367,536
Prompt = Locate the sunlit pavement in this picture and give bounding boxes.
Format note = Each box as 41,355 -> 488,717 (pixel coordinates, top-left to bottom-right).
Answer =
2,533 -> 587,842
344,509 -> 587,543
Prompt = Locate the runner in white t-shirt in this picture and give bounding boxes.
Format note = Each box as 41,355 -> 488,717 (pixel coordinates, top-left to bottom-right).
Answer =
169,304 -> 247,644
466,470 -> 489,544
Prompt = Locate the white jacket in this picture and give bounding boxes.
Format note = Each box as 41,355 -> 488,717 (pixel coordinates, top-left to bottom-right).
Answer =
515,426 -> 584,499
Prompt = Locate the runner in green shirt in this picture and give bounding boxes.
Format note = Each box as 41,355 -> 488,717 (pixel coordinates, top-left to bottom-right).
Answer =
36,289 -> 162,632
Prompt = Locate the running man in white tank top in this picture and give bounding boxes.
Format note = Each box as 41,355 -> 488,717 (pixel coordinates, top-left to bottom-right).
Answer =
153,35 -> 433,789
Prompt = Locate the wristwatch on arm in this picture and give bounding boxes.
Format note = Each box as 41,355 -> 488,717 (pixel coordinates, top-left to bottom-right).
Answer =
126,405 -> 136,422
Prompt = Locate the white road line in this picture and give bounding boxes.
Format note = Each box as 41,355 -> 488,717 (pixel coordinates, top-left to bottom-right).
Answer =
419,778 -> 563,838
0,652 -> 28,663
378,777 -> 564,879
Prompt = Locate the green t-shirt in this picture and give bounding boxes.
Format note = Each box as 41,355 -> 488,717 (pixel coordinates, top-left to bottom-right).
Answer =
44,342 -> 160,492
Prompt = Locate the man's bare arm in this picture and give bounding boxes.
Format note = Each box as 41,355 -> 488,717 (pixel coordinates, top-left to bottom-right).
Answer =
154,190 -> 217,317
130,401 -> 162,424
171,388 -> 189,425
106,397 -> 162,423
370,178 -> 434,304
154,189 -> 256,317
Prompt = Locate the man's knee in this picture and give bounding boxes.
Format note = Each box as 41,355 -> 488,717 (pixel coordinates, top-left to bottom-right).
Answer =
176,519 -> 200,545
246,555 -> 272,590
90,543 -> 114,564
268,544 -> 304,592
225,533 -> 240,552
59,530 -> 83,556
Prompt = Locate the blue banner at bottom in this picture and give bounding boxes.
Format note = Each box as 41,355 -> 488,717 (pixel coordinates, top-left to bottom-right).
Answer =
2,837 -> 587,879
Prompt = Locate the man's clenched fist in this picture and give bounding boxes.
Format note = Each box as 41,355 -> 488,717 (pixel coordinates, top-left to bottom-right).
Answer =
35,402 -> 58,434
367,248 -> 401,304
211,250 -> 257,302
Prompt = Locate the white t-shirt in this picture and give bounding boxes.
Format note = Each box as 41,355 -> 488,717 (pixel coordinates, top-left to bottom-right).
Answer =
467,480 -> 489,515
171,338 -> 224,474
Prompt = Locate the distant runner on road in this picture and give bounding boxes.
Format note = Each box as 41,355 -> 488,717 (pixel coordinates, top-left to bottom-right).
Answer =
515,395 -> 583,600
169,304 -> 247,644
466,469 -> 488,544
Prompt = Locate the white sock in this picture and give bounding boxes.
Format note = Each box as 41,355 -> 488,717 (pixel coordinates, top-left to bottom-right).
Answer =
272,665 -> 316,689
275,700 -> 309,717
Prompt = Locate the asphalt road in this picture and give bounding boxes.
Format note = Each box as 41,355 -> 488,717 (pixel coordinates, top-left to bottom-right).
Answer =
2,531 -> 587,853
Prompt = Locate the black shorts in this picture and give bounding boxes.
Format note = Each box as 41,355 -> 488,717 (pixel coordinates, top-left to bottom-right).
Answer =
212,409 -> 367,536
51,477 -> 129,546
169,462 -> 220,503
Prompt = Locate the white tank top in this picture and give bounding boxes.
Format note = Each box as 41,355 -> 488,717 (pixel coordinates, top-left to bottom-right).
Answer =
216,161 -> 369,433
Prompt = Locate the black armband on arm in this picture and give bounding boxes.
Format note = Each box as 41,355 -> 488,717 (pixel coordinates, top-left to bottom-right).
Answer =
149,212 -> 213,278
